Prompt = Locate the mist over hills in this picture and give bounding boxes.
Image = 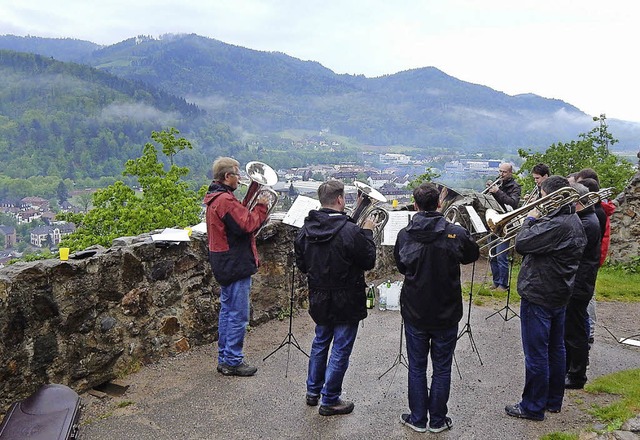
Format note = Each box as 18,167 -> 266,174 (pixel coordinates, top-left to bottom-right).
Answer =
0,33 -> 638,181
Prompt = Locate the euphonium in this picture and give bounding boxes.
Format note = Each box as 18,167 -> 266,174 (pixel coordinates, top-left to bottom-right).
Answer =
242,161 -> 279,233
350,181 -> 389,243
480,186 -> 581,257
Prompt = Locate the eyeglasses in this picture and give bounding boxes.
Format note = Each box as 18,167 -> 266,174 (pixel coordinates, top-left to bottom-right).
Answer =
227,172 -> 241,177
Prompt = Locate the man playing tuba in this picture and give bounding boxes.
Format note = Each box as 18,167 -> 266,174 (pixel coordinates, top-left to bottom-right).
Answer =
204,157 -> 271,377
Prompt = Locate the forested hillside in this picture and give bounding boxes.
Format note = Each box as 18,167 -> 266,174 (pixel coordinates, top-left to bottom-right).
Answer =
1,33 -> 639,193
5,33 -> 635,152
0,50 -> 233,181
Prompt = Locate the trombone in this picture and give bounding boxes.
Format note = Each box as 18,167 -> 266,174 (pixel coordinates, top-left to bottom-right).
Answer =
481,176 -> 502,194
478,186 -> 581,257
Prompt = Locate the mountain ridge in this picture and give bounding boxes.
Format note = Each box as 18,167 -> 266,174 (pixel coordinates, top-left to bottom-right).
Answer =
0,33 -> 638,163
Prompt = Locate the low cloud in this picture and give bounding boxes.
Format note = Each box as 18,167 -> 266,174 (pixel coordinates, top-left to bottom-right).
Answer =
100,102 -> 177,124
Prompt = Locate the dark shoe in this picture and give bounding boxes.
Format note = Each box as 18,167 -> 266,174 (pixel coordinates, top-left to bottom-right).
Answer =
400,413 -> 427,433
428,416 -> 453,433
306,394 -> 319,407
319,399 -> 354,416
505,403 -> 544,421
546,407 -> 561,413
564,380 -> 585,390
218,362 -> 257,377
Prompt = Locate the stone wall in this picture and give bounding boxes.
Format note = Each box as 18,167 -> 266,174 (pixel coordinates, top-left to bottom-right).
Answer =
608,169 -> 640,264
0,222 -> 396,410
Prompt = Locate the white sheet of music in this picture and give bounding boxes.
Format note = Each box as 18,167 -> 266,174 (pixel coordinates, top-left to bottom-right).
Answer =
464,205 -> 487,234
282,195 -> 321,228
382,211 -> 416,246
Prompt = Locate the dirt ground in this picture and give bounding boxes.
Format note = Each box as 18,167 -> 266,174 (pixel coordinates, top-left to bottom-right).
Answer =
79,258 -> 640,439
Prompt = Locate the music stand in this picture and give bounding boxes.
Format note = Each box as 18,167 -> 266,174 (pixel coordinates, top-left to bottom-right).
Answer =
378,318 -> 409,380
485,246 -> 519,321
263,250 -> 309,376
457,261 -> 483,365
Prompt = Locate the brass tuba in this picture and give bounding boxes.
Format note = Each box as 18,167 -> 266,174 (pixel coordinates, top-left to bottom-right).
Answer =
349,181 -> 389,243
242,161 -> 279,233
478,186 -> 581,257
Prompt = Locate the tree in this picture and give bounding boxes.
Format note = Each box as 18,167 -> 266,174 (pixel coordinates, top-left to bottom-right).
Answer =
408,167 -> 442,189
57,180 -> 69,203
58,128 -> 206,251
517,115 -> 634,194
75,192 -> 93,212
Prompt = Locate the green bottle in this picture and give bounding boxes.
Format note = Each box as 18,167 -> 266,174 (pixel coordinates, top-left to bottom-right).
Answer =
366,285 -> 375,309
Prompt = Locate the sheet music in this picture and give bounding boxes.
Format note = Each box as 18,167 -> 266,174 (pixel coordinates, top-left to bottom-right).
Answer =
151,228 -> 191,242
382,211 -> 416,246
282,195 -> 321,228
464,205 -> 487,234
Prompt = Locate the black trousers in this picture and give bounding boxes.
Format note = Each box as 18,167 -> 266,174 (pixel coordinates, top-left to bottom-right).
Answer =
564,296 -> 591,385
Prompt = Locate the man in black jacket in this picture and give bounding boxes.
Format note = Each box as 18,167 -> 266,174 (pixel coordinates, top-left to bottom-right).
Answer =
487,162 -> 521,290
394,183 -> 479,433
294,180 -> 376,416
505,176 -> 587,421
564,183 -> 601,389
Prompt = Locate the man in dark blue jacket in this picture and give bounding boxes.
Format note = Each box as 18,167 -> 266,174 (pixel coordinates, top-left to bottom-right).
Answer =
394,183 -> 479,433
564,183 -> 601,389
506,176 -> 587,421
294,180 -> 376,416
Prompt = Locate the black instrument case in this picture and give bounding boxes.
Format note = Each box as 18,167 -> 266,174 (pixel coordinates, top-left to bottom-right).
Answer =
0,384 -> 81,439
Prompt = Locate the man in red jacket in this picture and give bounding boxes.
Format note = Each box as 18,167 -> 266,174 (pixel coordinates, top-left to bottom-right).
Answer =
204,157 -> 270,377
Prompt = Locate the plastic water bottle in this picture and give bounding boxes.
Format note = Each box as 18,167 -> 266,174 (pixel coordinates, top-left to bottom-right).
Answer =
379,283 -> 388,311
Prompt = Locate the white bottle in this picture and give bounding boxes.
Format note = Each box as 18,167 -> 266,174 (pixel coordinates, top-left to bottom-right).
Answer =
379,286 -> 387,311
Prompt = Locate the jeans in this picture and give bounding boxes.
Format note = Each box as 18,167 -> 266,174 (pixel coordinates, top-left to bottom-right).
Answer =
307,323 -> 359,406
519,298 -> 566,417
587,296 -> 597,341
218,276 -> 251,367
404,321 -> 458,429
490,238 -> 509,288
565,296 -> 590,385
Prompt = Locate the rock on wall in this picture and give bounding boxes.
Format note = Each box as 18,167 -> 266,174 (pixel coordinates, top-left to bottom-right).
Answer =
0,221 -> 397,410
608,170 -> 640,264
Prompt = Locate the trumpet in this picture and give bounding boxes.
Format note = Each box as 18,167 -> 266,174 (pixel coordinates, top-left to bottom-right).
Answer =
481,177 -> 502,194
478,186 -> 581,257
349,181 -> 389,243
242,161 -> 279,234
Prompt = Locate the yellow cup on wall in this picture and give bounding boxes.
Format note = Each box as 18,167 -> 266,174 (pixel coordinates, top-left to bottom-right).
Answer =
59,247 -> 70,261
184,227 -> 192,237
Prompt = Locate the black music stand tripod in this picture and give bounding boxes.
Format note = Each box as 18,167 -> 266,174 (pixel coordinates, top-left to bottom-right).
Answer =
457,261 -> 483,365
486,246 -> 519,321
263,251 -> 308,376
379,318 -> 409,380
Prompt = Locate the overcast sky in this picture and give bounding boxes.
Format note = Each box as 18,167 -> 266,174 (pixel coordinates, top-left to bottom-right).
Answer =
2,0 -> 639,123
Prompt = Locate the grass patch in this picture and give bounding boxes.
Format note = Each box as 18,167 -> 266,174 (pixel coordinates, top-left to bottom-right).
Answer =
585,369 -> 640,431
540,433 -> 578,440
595,265 -> 640,302
465,263 -> 640,303
116,400 -> 134,408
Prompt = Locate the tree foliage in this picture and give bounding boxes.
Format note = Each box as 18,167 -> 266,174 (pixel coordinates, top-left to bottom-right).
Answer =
408,168 -> 442,189
517,115 -> 635,194
58,128 -> 206,251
